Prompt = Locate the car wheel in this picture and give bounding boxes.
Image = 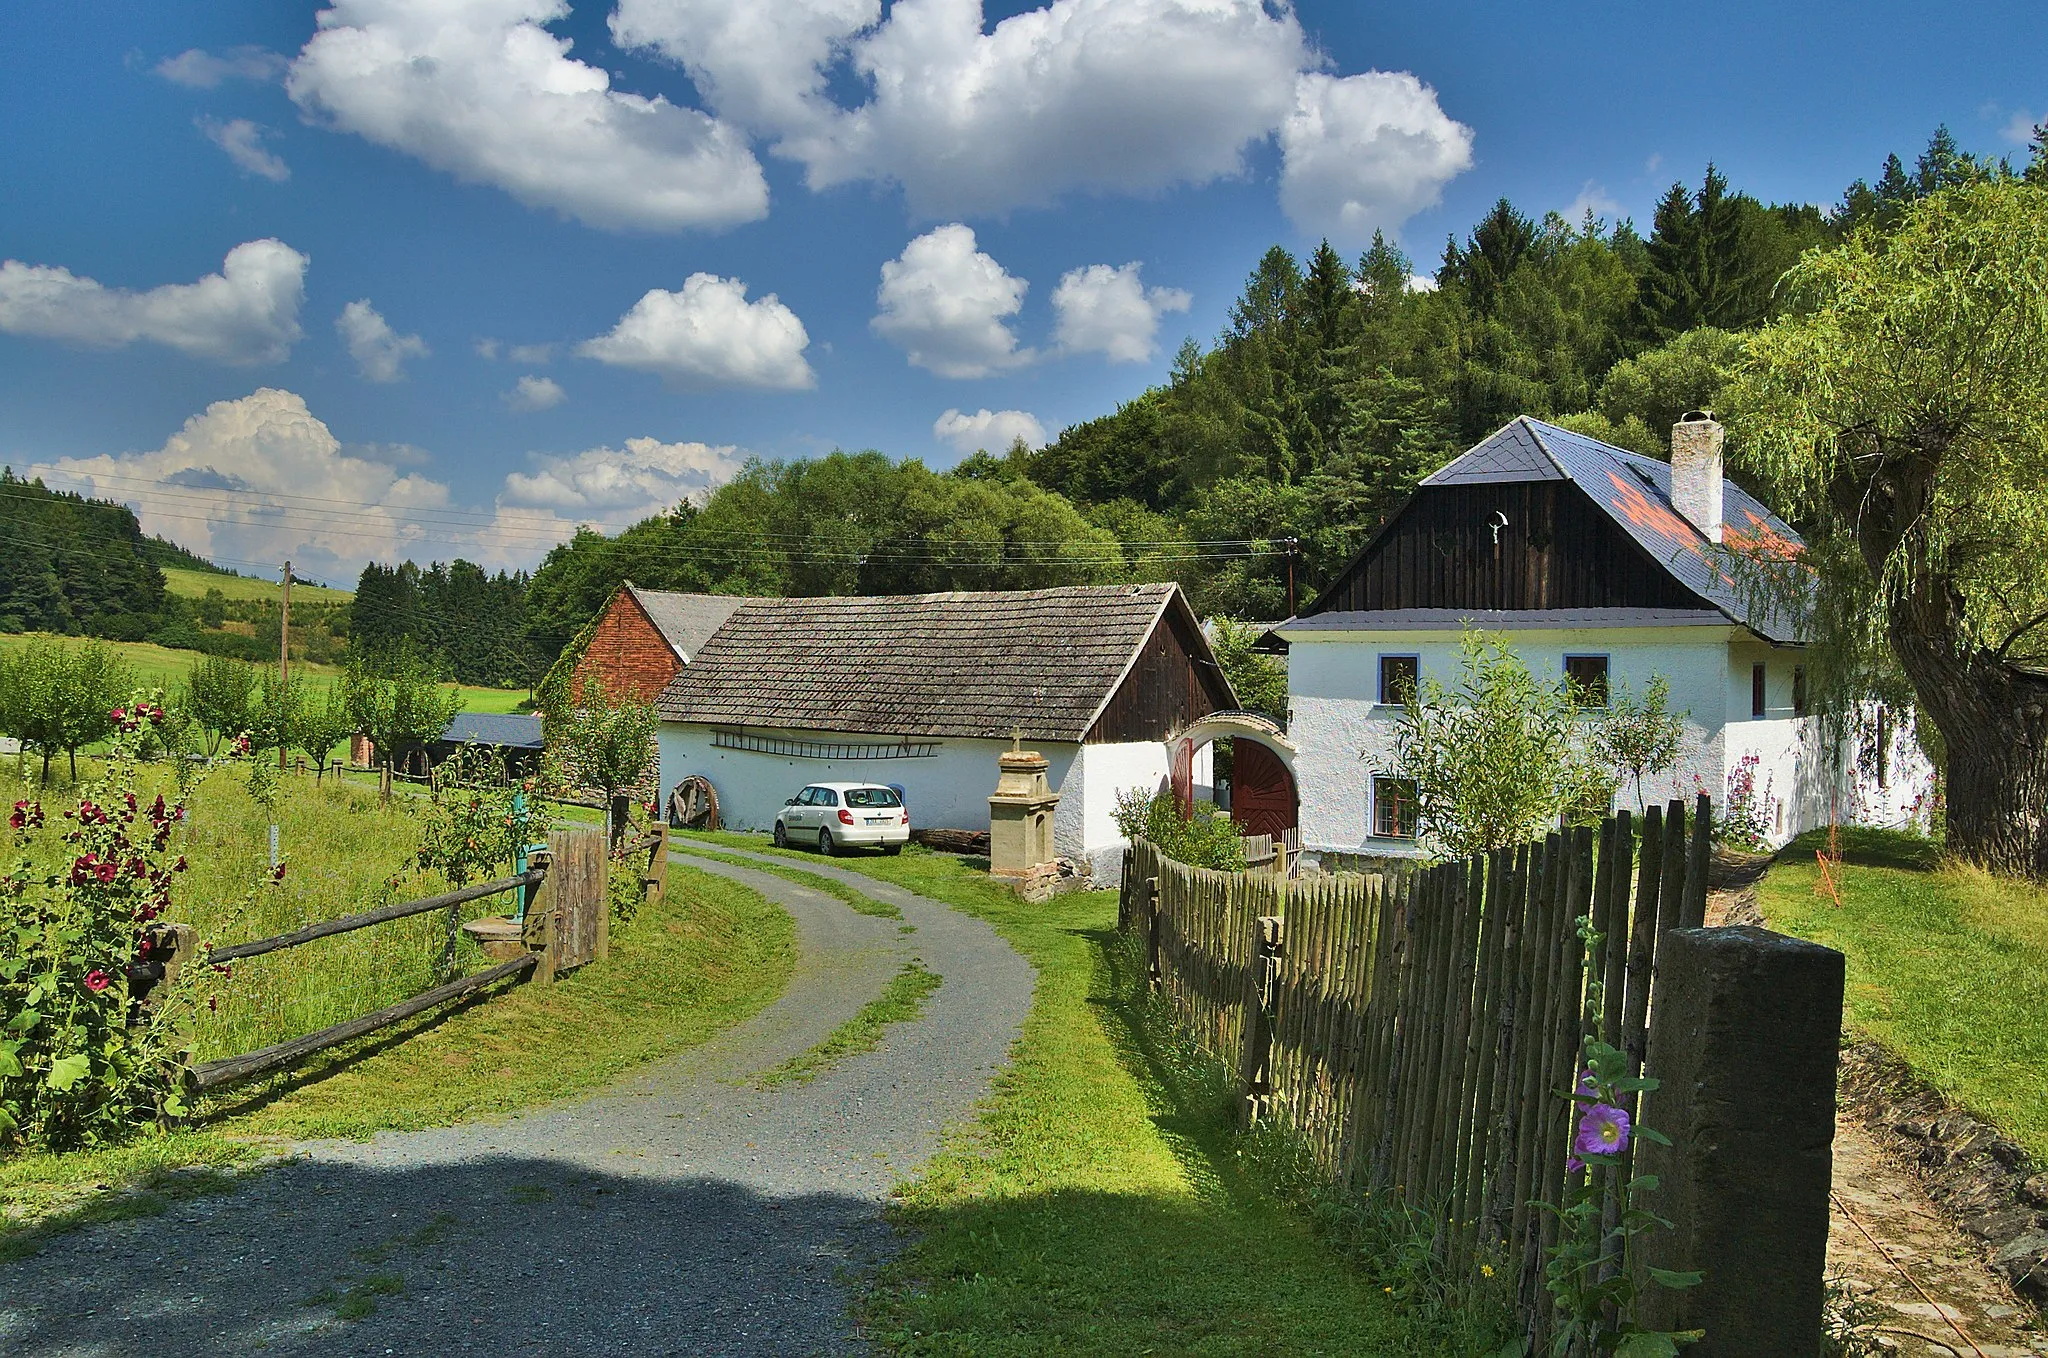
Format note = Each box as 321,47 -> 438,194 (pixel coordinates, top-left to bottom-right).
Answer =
773,822 -> 787,848
818,828 -> 836,857
881,844 -> 902,856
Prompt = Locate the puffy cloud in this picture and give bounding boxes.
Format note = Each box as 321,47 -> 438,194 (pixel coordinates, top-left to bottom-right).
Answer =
155,46 -> 289,88
1051,263 -> 1190,364
1277,71 -> 1474,245
0,239 -> 306,365
499,436 -> 741,518
286,0 -> 767,232
48,389 -> 459,581
872,224 -> 1030,378
578,274 -> 814,389
616,0 -> 1311,218
504,374 -> 567,411
197,117 -> 290,181
933,407 -> 1047,455
1564,180 -> 1624,226
2002,109 -> 2043,146
336,299 -> 429,382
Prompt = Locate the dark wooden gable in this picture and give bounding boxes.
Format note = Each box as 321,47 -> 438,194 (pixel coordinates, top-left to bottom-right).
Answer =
1087,595 -> 1235,743
1306,480 -> 1706,616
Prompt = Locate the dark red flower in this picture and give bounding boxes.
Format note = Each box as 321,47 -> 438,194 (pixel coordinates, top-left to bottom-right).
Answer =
271,862 -> 287,883
84,969 -> 110,993
173,855 -> 189,873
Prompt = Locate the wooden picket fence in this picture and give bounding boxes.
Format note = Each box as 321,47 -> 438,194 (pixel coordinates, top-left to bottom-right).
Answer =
1122,796 -> 1713,1343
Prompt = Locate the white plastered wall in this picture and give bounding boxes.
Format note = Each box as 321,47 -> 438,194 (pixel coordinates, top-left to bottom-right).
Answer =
1056,740 -> 1174,881
1288,626 -> 1734,855
658,723 -> 1078,837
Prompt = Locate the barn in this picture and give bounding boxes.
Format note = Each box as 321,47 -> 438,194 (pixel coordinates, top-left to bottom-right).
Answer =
570,583 -> 756,704
654,583 -> 1243,878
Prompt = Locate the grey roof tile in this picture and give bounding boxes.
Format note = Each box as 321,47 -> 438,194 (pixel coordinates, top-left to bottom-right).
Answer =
657,584 -> 1183,742
628,587 -> 757,661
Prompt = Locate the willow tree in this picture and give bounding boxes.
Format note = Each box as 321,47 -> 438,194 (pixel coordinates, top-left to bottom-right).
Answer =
1731,181 -> 2048,877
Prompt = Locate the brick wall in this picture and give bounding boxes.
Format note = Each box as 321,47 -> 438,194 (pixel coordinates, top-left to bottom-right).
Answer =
573,589 -> 682,704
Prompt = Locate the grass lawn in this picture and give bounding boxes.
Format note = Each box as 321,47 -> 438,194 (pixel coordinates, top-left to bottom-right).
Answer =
681,832 -> 1496,1355
1758,827 -> 2048,1162
2,827 -> 795,1257
161,566 -> 353,604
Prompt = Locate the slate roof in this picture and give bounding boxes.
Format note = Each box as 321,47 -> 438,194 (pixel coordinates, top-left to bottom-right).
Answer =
438,712 -> 545,750
657,584 -> 1188,742
627,586 -> 756,663
1280,608 -> 1731,634
1423,417 -> 1810,643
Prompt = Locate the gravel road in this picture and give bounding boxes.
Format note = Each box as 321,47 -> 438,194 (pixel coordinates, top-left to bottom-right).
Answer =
0,844 -> 1035,1357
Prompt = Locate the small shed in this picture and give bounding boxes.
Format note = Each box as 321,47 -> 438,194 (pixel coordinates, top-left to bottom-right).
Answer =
428,712 -> 547,778
656,583 -> 1236,877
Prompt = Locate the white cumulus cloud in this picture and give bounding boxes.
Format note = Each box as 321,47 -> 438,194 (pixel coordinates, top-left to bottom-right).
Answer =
0,239 -> 306,365
155,46 -> 289,88
197,117 -> 290,181
1564,180 -> 1624,227
504,374 -> 567,411
1051,263 -> 1190,364
337,300 -> 429,382
499,436 -> 742,518
1278,71 -> 1474,245
286,0 -> 767,233
933,408 -> 1047,455
48,388 -> 458,581
872,224 -> 1030,378
578,274 -> 813,389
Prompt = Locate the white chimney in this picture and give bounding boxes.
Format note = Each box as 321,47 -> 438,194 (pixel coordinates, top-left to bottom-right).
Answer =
1670,411 -> 1725,543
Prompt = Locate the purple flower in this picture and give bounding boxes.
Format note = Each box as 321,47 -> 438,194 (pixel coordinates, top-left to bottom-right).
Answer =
1575,1103 -> 1631,1158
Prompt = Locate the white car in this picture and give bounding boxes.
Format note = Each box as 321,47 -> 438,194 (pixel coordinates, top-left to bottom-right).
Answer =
773,782 -> 910,855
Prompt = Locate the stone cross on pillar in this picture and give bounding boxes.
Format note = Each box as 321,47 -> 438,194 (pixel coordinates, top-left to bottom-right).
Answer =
989,741 -> 1060,901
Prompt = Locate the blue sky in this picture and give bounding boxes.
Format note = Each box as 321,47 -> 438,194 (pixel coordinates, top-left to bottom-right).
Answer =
2,0 -> 2040,585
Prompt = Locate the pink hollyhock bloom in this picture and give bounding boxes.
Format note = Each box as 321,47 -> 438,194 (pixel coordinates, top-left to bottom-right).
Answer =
1574,1103 -> 1631,1158
84,969 -> 110,993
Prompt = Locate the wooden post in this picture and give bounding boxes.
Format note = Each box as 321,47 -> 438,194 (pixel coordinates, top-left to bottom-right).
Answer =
278,559 -> 290,773
1145,875 -> 1162,990
1239,914 -> 1282,1128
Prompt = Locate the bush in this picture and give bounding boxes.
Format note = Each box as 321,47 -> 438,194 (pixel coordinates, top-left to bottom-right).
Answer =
1112,787 -> 1248,870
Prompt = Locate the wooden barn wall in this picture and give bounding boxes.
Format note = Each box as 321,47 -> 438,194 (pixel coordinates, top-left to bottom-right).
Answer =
1088,605 -> 1234,744
1313,483 -> 1703,614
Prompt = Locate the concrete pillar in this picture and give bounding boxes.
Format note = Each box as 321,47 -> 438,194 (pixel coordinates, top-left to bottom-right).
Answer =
1635,925 -> 1845,1355
989,743 -> 1061,900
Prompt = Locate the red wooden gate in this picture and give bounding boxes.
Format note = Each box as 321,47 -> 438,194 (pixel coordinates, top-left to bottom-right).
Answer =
1229,739 -> 1296,839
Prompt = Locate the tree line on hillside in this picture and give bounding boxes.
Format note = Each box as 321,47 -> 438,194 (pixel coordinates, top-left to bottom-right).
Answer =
515,127 -> 2043,628
349,559 -> 545,690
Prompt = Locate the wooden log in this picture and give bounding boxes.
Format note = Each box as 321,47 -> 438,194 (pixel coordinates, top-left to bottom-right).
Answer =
192,955 -> 536,1089
208,870 -> 544,964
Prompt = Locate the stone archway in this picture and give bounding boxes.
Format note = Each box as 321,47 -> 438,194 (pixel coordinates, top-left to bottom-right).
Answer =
1170,712 -> 1298,839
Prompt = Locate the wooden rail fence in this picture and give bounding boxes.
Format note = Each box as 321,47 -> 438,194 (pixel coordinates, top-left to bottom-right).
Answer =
170,827 -> 612,1092
1123,796 -> 1714,1346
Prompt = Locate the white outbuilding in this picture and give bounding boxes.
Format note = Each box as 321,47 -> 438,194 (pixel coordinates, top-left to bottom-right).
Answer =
654,583 -> 1241,878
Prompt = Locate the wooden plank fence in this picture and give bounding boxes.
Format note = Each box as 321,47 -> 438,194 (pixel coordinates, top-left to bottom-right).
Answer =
175,827 -> 612,1092
1123,796 -> 1716,1348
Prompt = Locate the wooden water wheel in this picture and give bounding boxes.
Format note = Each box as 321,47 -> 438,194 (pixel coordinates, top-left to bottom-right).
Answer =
668,774 -> 722,831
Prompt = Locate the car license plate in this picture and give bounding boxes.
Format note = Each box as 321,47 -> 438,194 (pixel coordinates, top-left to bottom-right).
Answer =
865,816 -> 889,824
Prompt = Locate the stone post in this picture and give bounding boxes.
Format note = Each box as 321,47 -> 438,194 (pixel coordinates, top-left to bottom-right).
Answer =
1634,925 -> 1845,1355
989,739 -> 1061,901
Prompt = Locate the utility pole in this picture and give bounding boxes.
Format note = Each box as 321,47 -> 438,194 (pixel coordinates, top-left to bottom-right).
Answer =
279,560 -> 291,771
1283,537 -> 1299,617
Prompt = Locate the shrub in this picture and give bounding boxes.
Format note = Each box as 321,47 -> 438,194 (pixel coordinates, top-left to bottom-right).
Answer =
1112,787 -> 1248,871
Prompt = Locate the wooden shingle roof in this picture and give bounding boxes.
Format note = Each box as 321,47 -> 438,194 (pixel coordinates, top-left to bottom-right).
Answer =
657,584 -> 1187,742
625,586 -> 756,662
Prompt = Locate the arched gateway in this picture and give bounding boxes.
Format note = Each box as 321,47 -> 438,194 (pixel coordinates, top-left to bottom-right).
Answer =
1169,711 -> 1299,840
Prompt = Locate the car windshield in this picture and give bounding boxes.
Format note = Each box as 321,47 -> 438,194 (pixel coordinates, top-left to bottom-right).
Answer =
843,787 -> 901,808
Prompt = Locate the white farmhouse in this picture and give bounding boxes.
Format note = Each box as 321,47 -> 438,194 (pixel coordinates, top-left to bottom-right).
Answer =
1274,415 -> 1933,857
654,583 -> 1240,878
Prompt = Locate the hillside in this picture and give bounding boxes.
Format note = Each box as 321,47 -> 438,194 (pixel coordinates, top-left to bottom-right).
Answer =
161,567 -> 353,606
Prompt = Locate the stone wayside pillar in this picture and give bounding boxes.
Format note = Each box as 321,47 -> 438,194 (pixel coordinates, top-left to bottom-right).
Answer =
989,743 -> 1061,901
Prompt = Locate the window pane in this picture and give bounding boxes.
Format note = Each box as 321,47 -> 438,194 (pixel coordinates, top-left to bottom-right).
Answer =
1793,665 -> 1808,717
1379,655 -> 1418,704
1564,655 -> 1609,706
844,787 -> 901,807
1373,776 -> 1417,839
1752,663 -> 1766,719
816,789 -> 839,806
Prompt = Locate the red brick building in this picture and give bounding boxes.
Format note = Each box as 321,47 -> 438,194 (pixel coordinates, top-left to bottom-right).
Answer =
571,584 -> 755,704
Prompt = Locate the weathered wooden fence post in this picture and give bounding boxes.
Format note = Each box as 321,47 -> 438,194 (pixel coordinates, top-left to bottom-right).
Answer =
1634,925 -> 1845,1356
1238,914 -> 1282,1128
1145,874 -> 1162,991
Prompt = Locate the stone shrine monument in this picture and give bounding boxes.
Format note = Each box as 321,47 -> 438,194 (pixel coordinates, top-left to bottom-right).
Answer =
989,735 -> 1061,900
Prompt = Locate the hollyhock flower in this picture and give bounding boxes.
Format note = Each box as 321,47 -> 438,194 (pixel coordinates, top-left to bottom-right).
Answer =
173,855 -> 188,873
1574,1103 -> 1631,1159
1567,1153 -> 1585,1175
84,969 -> 110,993
271,862 -> 287,883
94,858 -> 119,884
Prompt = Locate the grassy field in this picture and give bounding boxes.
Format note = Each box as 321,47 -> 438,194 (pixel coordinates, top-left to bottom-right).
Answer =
1,847 -> 796,1252
161,566 -> 354,605
681,832 -> 1498,1354
0,632 -> 529,719
1759,827 -> 2048,1162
